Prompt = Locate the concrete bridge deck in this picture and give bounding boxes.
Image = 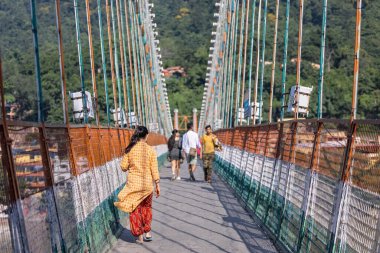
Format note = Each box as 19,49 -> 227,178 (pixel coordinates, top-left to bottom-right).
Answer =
109,162 -> 279,253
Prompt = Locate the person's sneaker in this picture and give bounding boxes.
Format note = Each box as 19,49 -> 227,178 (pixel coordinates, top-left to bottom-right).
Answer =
171,175 -> 176,181
176,176 -> 181,180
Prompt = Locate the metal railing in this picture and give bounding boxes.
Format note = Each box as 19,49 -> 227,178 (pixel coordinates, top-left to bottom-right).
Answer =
0,121 -> 167,253
214,119 -> 380,253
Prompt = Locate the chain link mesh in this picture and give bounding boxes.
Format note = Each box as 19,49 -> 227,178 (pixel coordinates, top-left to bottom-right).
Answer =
214,120 -> 380,253
0,122 -> 168,253
0,133 -> 14,252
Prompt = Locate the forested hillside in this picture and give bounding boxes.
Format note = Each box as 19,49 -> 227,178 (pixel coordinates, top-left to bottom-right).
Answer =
153,0 -> 380,120
151,0 -> 214,116
1,1 -> 110,123
0,0 -> 379,123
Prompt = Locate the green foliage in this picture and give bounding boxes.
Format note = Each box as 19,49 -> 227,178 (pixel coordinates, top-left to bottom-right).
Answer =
152,0 -> 214,116
152,0 -> 379,120
0,0 -> 379,124
0,0 -> 113,124
264,0 -> 380,120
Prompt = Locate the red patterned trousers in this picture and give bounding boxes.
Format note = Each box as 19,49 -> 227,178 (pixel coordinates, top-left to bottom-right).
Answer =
129,194 -> 153,236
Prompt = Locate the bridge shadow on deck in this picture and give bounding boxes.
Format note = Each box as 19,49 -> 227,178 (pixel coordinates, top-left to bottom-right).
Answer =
211,177 -> 280,253
109,162 -> 279,253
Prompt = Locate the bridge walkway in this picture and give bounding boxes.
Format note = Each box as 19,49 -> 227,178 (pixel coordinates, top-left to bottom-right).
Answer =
109,161 -> 279,253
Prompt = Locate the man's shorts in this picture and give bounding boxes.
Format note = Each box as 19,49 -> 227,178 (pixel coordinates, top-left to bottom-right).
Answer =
186,153 -> 197,165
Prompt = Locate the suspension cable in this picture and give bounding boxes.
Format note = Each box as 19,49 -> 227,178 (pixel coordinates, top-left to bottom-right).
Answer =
73,0 -> 88,123
97,0 -> 111,126
111,0 -> 125,126
229,0 -> 240,128
280,0 -> 290,121
258,0 -> 268,124
240,0 -> 251,125
294,0 -> 304,120
235,0 -> 246,126
116,0 -> 129,127
105,0 -> 119,126
317,0 -> 328,119
247,0 -> 257,125
124,0 -> 137,123
85,0 -> 99,125
268,0 -> 280,123
252,0 -> 262,125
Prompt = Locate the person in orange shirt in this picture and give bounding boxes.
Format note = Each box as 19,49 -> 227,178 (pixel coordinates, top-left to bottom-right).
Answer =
114,126 -> 160,244
201,125 -> 222,183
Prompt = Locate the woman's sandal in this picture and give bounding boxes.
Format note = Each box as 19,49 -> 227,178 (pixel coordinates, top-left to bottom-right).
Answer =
144,235 -> 153,242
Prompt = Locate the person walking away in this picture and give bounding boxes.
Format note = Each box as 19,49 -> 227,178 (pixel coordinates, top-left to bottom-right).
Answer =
114,126 -> 160,244
201,125 -> 222,183
167,129 -> 182,180
182,122 -> 202,181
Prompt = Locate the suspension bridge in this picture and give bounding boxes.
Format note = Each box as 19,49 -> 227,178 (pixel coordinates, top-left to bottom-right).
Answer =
0,0 -> 379,253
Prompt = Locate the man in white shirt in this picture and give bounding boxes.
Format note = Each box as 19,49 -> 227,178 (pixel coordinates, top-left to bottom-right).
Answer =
182,122 -> 202,181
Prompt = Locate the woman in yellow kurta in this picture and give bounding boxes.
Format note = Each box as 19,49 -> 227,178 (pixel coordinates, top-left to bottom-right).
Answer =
114,126 -> 160,244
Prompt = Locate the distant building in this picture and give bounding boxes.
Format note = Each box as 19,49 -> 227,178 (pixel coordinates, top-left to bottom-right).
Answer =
163,66 -> 187,78
5,103 -> 19,120
285,58 -> 320,70
311,63 -> 321,70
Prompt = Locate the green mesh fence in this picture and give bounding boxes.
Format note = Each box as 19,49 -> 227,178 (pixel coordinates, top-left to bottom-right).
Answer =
213,140 -> 380,253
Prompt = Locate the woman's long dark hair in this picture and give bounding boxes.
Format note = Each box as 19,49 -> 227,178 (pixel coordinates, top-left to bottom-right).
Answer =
168,129 -> 178,151
125,126 -> 149,154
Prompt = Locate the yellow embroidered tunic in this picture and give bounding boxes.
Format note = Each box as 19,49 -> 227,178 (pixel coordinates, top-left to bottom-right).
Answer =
114,141 -> 160,213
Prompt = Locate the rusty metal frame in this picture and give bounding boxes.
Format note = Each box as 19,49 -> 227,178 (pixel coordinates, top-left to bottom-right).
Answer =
115,0 -> 129,128
252,124 -> 272,210
66,126 -> 78,176
55,0 -> 70,125
86,125 -> 95,168
263,122 -> 284,224
274,120 -> 298,239
326,120 -> 358,253
353,119 -> 380,125
85,0 -> 100,126
118,128 -> 126,154
296,120 -> 323,252
105,0 -> 120,126
87,127 -> 111,241
0,125 -> 29,252
216,118 -> 380,250
177,115 -> 190,131
38,125 -> 54,187
341,121 -> 358,183
243,125 -> 263,204
237,128 -> 250,195
0,54 -> 30,252
108,128 -> 117,159
310,121 -> 323,172
124,0 -> 137,119
253,125 -> 262,153
289,121 -> 299,164
38,124 -> 66,250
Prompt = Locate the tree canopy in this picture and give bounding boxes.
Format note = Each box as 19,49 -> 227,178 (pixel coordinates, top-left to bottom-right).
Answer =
153,0 -> 380,120
0,0 -> 379,124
